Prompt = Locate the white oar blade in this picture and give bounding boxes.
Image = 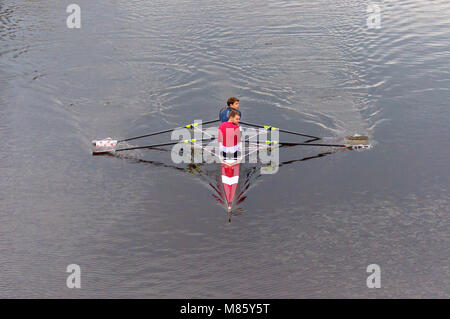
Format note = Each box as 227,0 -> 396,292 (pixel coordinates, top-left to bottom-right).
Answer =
92,138 -> 118,155
351,144 -> 373,151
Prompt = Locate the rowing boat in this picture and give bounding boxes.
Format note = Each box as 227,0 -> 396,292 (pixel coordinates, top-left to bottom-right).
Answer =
186,125 -> 273,211
92,119 -> 371,212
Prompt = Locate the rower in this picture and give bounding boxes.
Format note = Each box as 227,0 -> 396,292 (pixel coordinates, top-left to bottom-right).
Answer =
219,97 -> 241,123
218,110 -> 241,160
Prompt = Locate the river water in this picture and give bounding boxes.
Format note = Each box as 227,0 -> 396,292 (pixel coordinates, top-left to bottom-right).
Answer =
0,0 -> 448,298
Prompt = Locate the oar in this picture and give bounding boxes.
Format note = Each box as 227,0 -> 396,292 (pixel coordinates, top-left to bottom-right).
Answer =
279,142 -> 350,148
115,138 -> 215,152
239,121 -> 321,140
248,140 -> 368,149
118,119 -> 220,143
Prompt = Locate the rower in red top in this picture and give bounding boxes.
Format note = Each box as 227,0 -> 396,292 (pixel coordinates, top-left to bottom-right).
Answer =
218,110 -> 241,160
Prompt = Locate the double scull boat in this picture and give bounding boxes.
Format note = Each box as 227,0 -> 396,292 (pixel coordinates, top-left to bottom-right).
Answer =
92,119 -> 371,212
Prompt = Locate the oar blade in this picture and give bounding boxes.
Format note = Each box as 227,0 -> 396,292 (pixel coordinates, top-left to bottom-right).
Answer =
92,138 -> 118,155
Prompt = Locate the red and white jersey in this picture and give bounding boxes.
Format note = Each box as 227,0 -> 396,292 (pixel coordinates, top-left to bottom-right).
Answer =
218,121 -> 241,153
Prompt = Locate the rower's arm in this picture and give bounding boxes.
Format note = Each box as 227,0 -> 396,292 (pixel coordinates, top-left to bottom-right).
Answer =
236,127 -> 242,144
218,127 -> 223,144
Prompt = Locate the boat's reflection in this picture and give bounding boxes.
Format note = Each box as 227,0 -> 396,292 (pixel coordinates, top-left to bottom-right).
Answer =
110,146 -> 344,222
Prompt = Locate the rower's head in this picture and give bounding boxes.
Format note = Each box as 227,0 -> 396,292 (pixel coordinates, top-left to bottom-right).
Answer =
228,110 -> 240,125
227,97 -> 240,110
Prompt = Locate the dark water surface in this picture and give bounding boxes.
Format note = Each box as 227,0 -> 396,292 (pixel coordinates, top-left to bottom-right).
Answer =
0,0 -> 448,297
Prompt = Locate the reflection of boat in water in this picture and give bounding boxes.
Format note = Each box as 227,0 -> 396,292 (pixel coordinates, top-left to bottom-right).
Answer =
221,160 -> 240,211
102,146 -> 346,221
92,119 -> 371,220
